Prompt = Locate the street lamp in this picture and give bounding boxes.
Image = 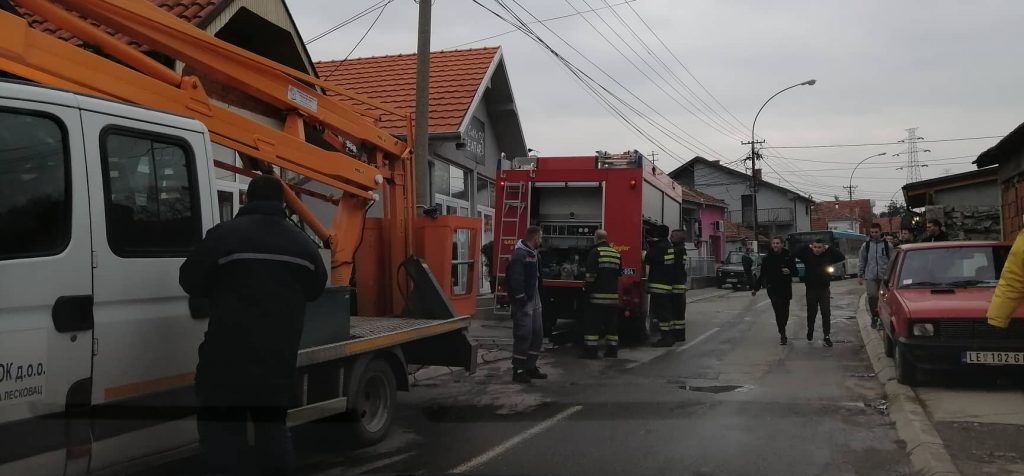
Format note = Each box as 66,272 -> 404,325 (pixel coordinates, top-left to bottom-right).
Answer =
847,152 -> 887,200
748,79 -> 816,251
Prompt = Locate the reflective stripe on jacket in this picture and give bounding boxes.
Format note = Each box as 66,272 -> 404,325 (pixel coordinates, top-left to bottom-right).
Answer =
645,239 -> 675,293
586,241 -> 622,305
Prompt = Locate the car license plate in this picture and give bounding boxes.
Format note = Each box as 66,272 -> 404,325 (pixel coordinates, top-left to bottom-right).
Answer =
962,351 -> 1024,365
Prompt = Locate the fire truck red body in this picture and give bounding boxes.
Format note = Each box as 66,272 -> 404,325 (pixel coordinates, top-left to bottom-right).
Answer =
492,151 -> 688,341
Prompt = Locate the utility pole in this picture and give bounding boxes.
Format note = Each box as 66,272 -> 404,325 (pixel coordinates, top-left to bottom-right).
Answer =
843,185 -> 857,201
741,140 -> 765,247
413,0 -> 432,208
649,150 -> 658,164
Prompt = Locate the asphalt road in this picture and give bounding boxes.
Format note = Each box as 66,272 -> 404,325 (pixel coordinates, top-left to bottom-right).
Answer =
291,280 -> 909,476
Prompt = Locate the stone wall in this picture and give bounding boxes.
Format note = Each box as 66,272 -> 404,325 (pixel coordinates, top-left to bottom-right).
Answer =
924,205 -> 1001,241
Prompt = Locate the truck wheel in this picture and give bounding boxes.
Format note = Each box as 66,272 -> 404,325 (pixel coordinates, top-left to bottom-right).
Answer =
895,341 -> 917,385
346,359 -> 396,446
882,327 -> 895,358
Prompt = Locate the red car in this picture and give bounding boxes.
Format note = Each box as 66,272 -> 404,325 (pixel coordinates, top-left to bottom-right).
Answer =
879,241 -> 1024,384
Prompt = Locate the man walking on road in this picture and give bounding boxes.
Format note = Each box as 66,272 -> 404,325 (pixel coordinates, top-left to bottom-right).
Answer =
742,248 -> 755,290
919,219 -> 949,242
670,229 -> 689,341
507,226 -> 547,383
858,223 -> 892,330
753,236 -> 798,345
581,229 -> 623,359
793,239 -> 846,347
179,175 -> 328,476
644,225 -> 677,347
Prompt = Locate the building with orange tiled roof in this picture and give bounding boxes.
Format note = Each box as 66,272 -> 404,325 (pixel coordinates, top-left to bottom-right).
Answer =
315,47 -> 528,294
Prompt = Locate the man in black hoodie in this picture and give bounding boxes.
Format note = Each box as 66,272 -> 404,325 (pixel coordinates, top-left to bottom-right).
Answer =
753,236 -> 798,345
179,175 -> 327,475
793,239 -> 846,347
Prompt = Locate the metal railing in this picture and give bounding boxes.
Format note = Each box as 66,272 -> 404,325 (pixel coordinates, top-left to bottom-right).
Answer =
687,256 -> 717,278
726,207 -> 794,225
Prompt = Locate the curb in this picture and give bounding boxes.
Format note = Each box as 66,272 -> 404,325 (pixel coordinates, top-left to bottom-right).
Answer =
855,295 -> 961,476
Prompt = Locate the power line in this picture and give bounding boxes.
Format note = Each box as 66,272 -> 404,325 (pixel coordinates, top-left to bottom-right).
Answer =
305,1 -> 388,45
559,0 -> 745,150
767,135 -> 1004,150
761,153 -> 976,165
343,0 -> 394,60
443,0 -> 638,50
486,0 -> 732,163
502,0 -> 731,161
625,1 -> 752,135
570,0 -> 747,142
596,0 -> 749,140
470,0 -> 689,164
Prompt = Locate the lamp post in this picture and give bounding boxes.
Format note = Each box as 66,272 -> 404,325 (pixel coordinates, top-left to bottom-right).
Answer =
846,152 -> 887,200
748,79 -> 816,250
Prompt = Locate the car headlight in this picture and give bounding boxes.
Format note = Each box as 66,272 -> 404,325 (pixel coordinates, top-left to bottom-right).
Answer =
912,323 -> 934,337
826,266 -> 835,274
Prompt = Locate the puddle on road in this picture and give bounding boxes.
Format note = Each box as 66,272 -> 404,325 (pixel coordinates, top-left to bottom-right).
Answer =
678,384 -> 751,394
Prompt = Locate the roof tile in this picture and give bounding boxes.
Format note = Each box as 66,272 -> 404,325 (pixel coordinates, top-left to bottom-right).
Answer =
17,0 -> 223,50
315,47 -> 501,134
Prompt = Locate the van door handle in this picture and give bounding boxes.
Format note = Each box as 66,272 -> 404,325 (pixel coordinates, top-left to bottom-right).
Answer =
52,295 -> 94,333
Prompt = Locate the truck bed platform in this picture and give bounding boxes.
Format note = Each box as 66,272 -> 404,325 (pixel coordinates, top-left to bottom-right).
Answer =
297,316 -> 470,367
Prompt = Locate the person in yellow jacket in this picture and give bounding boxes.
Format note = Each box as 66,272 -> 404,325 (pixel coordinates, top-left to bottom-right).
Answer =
987,232 -> 1024,328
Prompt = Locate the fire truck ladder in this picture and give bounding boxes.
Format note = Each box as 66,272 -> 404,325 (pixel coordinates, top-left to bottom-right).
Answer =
493,181 -> 527,315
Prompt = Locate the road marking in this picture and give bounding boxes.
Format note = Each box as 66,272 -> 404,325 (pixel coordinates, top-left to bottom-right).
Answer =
756,299 -> 772,307
451,405 -> 583,473
675,327 -> 721,353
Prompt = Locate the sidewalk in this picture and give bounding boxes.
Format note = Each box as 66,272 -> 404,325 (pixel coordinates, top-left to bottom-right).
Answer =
856,295 -> 1024,476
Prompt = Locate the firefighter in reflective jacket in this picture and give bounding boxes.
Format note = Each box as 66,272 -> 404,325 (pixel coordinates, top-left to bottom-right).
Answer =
670,229 -> 689,341
644,225 -> 677,347
582,229 -> 623,359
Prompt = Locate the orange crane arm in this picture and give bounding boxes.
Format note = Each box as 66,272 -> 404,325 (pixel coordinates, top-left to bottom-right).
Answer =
0,0 -> 417,294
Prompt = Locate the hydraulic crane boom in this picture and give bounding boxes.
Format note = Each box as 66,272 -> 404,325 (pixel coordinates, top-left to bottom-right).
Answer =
0,0 -> 417,300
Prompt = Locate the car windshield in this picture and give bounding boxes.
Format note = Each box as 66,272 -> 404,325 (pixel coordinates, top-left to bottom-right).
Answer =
725,253 -> 746,264
898,246 -> 1009,288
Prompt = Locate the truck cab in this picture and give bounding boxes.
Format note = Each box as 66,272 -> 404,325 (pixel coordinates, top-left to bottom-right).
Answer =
0,79 -> 476,475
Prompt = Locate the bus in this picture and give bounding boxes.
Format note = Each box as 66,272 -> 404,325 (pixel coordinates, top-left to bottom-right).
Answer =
786,230 -> 869,280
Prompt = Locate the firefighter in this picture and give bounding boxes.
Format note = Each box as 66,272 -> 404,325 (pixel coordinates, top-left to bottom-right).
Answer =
644,225 -> 677,347
670,229 -> 689,341
581,229 -> 623,359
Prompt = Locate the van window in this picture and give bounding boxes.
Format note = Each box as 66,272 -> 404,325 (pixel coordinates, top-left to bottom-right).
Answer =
0,110 -> 70,260
101,131 -> 201,257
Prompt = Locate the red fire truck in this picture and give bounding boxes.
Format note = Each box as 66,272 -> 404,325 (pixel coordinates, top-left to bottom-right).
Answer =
492,151 -> 691,342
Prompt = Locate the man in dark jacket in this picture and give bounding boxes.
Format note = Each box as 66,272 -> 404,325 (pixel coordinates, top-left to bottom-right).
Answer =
179,175 -> 327,476
670,229 -> 689,341
919,219 -> 949,243
644,225 -> 676,347
753,236 -> 798,345
506,226 -> 546,383
742,248 -> 755,289
481,240 -> 496,293
793,239 -> 846,347
581,229 -> 623,359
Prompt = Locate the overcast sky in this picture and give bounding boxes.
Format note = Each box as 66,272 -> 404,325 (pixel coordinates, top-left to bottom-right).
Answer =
290,0 -> 1023,209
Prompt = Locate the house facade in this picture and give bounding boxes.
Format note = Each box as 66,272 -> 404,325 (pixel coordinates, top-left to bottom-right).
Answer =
669,156 -> 814,243
811,199 -> 875,234
974,121 -> 1024,239
316,47 -> 528,293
